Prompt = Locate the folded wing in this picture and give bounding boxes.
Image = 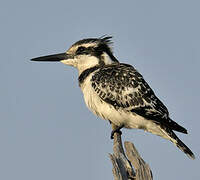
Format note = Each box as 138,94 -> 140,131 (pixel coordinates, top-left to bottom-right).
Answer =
91,63 -> 187,134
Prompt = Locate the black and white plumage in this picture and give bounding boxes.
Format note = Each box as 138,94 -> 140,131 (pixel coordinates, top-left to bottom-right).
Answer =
31,36 -> 195,159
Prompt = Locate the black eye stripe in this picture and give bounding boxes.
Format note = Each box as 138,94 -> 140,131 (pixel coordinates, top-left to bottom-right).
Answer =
76,46 -> 86,54
75,45 -> 118,62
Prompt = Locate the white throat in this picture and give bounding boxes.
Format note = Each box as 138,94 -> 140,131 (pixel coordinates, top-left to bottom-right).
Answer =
61,55 -> 99,75
76,55 -> 99,75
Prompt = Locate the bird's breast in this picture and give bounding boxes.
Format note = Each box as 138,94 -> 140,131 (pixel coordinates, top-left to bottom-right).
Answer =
80,73 -> 124,127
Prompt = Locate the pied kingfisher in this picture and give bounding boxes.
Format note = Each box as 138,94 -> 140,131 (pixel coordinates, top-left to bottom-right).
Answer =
31,36 -> 195,159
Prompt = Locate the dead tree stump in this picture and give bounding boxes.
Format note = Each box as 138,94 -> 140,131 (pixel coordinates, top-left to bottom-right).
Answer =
109,132 -> 153,180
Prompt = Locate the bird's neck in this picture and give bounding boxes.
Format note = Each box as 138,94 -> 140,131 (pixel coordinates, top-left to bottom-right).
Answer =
77,52 -> 118,75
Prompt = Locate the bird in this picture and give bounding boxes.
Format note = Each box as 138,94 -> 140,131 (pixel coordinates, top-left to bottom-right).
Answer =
31,36 -> 195,159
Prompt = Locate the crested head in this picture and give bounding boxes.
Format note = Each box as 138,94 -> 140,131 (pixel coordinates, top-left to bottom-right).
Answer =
61,36 -> 119,74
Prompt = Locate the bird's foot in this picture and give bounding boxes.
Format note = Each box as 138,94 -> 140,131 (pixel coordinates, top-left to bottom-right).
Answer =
110,125 -> 124,139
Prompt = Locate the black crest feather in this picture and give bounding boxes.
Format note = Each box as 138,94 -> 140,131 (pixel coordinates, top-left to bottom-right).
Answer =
74,35 -> 113,47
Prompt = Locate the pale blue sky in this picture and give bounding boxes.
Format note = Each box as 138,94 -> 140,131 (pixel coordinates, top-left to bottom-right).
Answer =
0,0 -> 199,179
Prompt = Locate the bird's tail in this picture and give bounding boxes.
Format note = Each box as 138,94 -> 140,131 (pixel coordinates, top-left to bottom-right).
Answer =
163,127 -> 195,159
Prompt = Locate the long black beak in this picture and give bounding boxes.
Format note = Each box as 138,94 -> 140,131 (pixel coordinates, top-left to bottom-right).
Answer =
31,53 -> 69,62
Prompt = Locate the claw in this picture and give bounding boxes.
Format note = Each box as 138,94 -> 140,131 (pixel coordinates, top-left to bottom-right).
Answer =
111,129 -> 122,139
110,125 -> 124,139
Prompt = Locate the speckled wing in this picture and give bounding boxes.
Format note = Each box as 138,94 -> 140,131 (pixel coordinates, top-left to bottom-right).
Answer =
91,63 -> 187,133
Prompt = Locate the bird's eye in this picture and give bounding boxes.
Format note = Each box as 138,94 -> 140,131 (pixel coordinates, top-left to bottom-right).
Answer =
76,46 -> 86,54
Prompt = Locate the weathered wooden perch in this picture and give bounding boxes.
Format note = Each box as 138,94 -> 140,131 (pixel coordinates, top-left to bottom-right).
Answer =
109,132 -> 153,180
